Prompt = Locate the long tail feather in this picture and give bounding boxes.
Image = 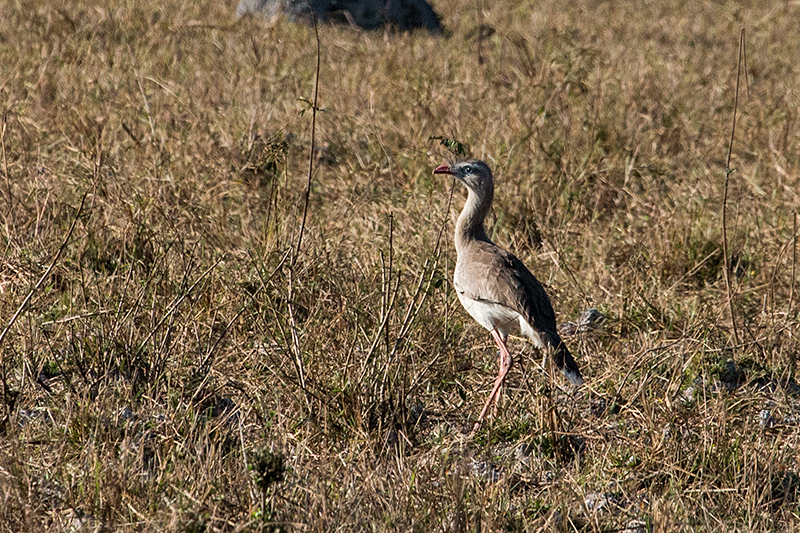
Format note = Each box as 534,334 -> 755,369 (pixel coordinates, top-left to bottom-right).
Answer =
549,331 -> 583,386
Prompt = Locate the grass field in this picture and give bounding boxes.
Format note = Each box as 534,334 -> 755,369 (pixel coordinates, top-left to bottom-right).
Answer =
1,0 -> 800,530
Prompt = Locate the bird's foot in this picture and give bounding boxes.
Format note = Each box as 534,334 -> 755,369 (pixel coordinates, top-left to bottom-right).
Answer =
470,420 -> 482,436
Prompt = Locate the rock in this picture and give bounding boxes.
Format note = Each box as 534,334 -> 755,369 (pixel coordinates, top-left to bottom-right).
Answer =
759,409 -> 776,428
719,359 -> 745,390
237,0 -> 444,34
584,491 -> 619,513
444,509 -> 466,533
471,459 -> 503,482
559,308 -> 606,336
622,519 -> 649,533
681,386 -> 695,405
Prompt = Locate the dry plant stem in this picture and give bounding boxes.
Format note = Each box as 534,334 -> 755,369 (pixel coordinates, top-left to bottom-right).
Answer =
364,217 -> 401,389
135,71 -> 157,143
791,213 -> 798,378
359,272 -> 400,384
397,179 -> 457,393
5,2 -> 800,528
366,273 -> 400,376
139,257 -> 224,363
389,258 -> 437,388
545,386 -> 563,464
285,5 -> 321,410
770,219 -> 798,313
384,195 -> 453,372
386,213 -> 394,356
790,212 -> 797,318
0,191 -> 87,358
397,181 -> 456,396
294,6 -> 321,260
1,107 -> 10,211
475,0 -> 485,65
286,265 -> 309,403
742,28 -> 750,99
370,207 -> 449,397
198,249 -> 291,373
238,419 -> 258,509
375,217 -> 397,395
721,28 -> 746,348
547,235 -> 590,305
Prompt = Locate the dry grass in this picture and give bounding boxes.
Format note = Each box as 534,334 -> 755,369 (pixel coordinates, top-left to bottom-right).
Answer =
1,0 -> 800,530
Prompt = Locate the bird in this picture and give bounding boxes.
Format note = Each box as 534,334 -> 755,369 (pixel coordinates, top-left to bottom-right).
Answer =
433,160 -> 584,429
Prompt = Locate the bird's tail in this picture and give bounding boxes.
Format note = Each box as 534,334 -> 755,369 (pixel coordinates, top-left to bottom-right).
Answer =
549,331 -> 584,386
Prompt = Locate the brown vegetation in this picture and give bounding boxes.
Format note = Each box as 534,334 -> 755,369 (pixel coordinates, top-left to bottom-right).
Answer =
1,0 -> 799,530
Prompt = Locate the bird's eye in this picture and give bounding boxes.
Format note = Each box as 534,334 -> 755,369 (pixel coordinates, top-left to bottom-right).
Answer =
463,166 -> 473,174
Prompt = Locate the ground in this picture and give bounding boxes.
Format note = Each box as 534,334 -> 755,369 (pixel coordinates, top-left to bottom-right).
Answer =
1,0 -> 800,530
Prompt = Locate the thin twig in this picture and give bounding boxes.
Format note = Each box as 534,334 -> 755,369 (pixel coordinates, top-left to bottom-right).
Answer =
1,106 -> 10,211
547,234 -> 591,306
135,72 -> 157,143
286,266 -> 310,402
790,213 -> 797,318
198,248 -> 292,372
137,257 -> 224,362
790,213 -> 798,379
285,4 -> 322,411
742,28 -> 750,99
475,0 -> 485,65
770,217 -> 798,313
396,181 -> 458,394
293,6 -> 321,261
436,178 -> 457,252
721,28 -> 746,348
368,171 -> 456,398
0,192 -> 88,352
358,270 -> 401,385
386,213 -> 394,356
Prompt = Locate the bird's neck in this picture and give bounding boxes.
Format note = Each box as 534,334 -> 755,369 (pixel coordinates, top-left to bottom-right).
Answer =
455,188 -> 493,253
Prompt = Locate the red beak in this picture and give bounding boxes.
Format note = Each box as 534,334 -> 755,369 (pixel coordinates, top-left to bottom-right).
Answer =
433,164 -> 453,175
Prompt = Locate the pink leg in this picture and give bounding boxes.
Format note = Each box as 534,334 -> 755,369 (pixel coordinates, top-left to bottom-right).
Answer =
473,329 -> 513,431
488,330 -> 513,413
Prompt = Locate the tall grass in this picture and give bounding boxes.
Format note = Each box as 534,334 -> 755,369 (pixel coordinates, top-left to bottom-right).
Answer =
1,0 -> 799,530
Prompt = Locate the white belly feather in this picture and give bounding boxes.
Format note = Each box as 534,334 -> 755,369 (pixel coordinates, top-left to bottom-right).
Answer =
456,292 -> 546,349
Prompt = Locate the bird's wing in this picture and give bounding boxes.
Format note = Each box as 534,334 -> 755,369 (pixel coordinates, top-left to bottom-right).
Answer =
455,241 -> 584,385
455,241 -> 559,335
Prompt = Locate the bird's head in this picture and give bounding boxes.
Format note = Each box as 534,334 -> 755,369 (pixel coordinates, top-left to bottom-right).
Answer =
433,160 -> 494,197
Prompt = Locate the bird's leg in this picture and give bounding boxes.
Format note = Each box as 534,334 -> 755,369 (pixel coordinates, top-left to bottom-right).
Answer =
490,330 -> 514,414
474,329 -> 514,430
